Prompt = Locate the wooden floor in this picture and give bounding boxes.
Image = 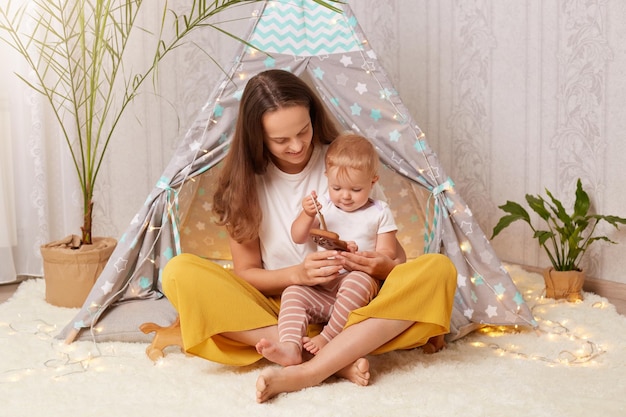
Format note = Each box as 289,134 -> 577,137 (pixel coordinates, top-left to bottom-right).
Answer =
0,280 -> 23,304
1,276 -> 625,315
605,293 -> 626,315
613,298 -> 626,315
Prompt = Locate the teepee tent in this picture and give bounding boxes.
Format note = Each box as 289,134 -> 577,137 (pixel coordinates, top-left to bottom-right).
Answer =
61,0 -> 535,343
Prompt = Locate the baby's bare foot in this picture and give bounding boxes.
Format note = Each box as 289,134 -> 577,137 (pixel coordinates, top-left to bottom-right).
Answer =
255,338 -> 302,366
302,334 -> 329,355
335,357 -> 370,386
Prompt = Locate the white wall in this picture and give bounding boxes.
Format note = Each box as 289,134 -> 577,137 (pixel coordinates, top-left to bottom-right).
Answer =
350,0 -> 626,284
93,0 -> 626,285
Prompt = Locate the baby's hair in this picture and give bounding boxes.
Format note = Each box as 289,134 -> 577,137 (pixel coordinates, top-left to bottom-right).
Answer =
325,133 -> 379,180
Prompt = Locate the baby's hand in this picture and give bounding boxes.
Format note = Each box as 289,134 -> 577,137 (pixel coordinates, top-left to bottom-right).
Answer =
346,241 -> 358,253
302,191 -> 321,217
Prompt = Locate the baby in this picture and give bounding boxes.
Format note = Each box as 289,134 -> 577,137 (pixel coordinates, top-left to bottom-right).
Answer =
256,133 -> 397,366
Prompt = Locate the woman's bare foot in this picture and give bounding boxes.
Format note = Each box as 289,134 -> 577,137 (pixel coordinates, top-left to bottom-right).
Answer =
255,357 -> 370,403
302,334 -> 329,355
255,338 -> 302,366
422,334 -> 447,354
255,366 -> 318,403
334,357 -> 370,386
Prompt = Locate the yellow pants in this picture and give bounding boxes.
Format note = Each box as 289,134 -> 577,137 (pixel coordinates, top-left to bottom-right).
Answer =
162,253 -> 457,366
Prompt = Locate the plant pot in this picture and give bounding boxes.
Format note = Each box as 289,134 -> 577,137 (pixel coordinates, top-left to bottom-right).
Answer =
542,267 -> 585,302
40,235 -> 117,308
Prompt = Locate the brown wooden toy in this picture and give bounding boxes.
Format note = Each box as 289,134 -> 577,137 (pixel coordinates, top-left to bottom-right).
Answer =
308,194 -> 349,251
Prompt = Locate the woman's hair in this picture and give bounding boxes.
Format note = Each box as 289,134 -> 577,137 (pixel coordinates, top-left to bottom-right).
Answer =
213,69 -> 340,243
325,133 -> 379,181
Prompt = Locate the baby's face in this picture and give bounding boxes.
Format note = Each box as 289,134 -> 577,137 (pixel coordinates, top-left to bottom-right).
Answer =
326,167 -> 375,212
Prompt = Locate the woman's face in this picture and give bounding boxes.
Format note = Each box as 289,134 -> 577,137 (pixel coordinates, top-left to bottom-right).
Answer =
262,105 -> 314,174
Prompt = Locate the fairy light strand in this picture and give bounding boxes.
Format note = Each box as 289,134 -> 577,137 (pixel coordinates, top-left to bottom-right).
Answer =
1,318 -> 136,382
467,279 -> 607,366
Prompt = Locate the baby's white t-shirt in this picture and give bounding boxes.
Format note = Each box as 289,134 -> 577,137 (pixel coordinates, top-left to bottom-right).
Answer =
255,144 -> 389,271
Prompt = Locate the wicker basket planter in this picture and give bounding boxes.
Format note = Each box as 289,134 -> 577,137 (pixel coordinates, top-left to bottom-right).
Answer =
41,236 -> 117,308
543,267 -> 584,302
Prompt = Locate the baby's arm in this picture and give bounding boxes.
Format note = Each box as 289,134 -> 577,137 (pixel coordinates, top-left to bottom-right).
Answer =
375,231 -> 398,259
291,193 -> 321,244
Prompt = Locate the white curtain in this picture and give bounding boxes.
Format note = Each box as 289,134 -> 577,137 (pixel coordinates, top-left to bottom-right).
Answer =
0,15 -> 81,283
0,85 -> 17,283
1,41 -> 42,283
0,0 -> 258,285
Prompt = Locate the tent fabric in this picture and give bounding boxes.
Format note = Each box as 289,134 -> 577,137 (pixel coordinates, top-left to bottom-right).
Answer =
60,0 -> 536,342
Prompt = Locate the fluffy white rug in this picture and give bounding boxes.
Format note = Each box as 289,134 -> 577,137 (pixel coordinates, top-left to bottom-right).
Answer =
1,265 -> 625,417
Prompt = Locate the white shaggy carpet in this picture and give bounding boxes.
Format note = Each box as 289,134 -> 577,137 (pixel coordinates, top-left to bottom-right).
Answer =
1,265 -> 625,417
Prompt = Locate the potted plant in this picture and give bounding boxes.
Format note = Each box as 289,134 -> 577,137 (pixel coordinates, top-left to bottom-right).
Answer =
0,0 -> 339,307
491,178 -> 626,302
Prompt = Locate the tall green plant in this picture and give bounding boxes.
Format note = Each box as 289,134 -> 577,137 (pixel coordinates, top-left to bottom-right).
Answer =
0,0 -> 340,245
491,179 -> 626,271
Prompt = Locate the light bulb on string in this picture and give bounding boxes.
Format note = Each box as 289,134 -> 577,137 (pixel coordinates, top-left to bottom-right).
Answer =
468,292 -> 607,366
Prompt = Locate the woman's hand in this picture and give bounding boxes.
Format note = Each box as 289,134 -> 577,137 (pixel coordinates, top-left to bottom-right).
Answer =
230,237 -> 343,295
338,238 -> 406,280
337,251 -> 395,280
340,238 -> 406,280
296,250 -> 344,286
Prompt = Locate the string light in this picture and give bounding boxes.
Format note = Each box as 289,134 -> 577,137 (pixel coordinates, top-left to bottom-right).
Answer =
1,269 -> 610,386
460,240 -> 472,253
68,2 -> 536,337
467,276 -> 606,366
0,316 -> 147,383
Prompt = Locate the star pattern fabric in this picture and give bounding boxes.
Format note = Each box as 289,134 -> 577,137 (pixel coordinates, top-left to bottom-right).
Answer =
60,0 -> 536,342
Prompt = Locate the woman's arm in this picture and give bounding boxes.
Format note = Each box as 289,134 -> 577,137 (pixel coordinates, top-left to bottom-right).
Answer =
374,230 -> 397,260
229,236 -> 345,296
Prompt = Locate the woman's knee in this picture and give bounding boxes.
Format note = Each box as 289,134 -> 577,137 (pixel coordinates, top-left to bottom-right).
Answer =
419,253 -> 458,296
162,253 -> 201,294
398,253 -> 457,291
411,253 -> 456,274
163,253 -> 188,278
430,253 -> 457,277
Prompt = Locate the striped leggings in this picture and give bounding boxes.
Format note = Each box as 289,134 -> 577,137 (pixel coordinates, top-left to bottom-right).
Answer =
278,271 -> 379,348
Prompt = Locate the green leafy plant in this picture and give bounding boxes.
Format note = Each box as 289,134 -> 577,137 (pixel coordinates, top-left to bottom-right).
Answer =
0,0 -> 340,245
491,178 -> 626,271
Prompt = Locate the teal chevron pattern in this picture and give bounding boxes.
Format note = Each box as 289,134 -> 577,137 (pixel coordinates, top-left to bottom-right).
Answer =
249,0 -> 362,56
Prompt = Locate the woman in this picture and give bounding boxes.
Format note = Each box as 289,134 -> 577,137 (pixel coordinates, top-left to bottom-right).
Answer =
162,69 -> 457,403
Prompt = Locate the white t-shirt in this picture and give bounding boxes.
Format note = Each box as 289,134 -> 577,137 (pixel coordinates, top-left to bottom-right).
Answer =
256,144 -> 388,270
256,145 -> 327,270
318,195 -> 397,252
